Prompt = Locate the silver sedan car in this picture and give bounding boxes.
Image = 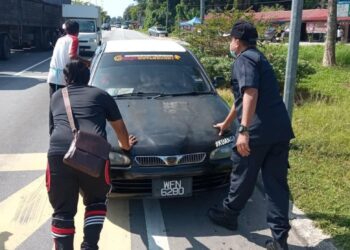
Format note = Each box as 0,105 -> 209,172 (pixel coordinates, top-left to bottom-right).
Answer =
148,26 -> 168,37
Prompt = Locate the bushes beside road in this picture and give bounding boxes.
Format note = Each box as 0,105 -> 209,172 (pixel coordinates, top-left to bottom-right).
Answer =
198,46 -> 316,90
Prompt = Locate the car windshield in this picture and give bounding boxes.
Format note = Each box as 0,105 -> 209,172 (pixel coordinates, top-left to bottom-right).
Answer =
156,27 -> 165,31
91,52 -> 212,97
75,20 -> 96,33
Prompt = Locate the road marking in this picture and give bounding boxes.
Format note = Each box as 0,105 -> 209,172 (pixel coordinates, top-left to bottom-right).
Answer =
0,175 -> 52,249
0,75 -> 47,80
0,153 -> 132,249
73,196 -> 85,250
143,199 -> 170,250
100,199 -> 131,249
0,153 -> 46,172
72,198 -> 131,249
13,57 -> 51,76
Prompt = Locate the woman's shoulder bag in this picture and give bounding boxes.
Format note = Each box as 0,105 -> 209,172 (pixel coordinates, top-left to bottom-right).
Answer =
62,87 -> 110,177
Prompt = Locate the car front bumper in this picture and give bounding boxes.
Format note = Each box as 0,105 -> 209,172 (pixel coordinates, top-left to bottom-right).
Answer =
109,158 -> 233,198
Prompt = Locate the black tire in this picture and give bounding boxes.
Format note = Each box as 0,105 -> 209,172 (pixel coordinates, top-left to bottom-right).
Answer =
0,34 -> 11,60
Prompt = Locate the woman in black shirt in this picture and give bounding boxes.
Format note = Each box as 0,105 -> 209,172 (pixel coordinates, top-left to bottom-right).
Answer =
47,61 -> 136,250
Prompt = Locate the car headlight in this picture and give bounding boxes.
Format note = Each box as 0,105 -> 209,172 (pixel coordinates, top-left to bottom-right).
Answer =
210,143 -> 233,160
109,151 -> 131,165
89,38 -> 97,43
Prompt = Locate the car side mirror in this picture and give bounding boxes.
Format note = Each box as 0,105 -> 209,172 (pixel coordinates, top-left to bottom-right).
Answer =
213,76 -> 225,88
97,27 -> 101,32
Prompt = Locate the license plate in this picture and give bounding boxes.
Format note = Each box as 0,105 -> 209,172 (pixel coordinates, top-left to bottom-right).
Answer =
152,177 -> 192,198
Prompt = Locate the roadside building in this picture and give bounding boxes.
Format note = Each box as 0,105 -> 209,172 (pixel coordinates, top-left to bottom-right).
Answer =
254,9 -> 350,42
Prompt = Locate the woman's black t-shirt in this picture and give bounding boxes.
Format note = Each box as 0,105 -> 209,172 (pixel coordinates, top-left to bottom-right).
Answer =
48,84 -> 122,156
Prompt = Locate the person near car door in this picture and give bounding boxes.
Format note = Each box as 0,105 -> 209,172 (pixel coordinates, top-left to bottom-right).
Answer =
47,60 -> 137,250
208,21 -> 294,250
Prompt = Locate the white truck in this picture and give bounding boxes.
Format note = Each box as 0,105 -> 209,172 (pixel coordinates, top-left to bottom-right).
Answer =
62,4 -> 101,56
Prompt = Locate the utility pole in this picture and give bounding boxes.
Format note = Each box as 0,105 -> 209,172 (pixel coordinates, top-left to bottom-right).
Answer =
283,0 -> 304,119
165,0 -> 169,30
283,2 -> 304,220
200,0 -> 205,23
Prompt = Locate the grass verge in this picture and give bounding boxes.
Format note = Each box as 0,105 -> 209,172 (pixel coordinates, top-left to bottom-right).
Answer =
218,45 -> 350,249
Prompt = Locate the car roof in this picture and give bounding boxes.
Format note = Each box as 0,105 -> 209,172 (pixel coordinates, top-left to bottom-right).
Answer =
104,39 -> 187,53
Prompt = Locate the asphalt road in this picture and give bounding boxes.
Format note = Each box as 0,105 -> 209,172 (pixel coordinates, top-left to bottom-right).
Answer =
0,29 -> 308,250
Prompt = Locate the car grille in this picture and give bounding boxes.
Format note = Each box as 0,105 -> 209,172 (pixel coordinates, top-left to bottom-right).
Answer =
79,45 -> 91,49
111,172 -> 230,194
135,153 -> 206,167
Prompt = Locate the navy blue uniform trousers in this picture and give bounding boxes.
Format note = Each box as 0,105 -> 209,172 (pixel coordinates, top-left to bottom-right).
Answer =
223,141 -> 291,242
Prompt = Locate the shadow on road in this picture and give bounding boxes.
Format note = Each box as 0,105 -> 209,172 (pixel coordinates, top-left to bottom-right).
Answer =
0,232 -> 12,250
248,232 -> 335,250
0,76 -> 45,90
106,187 -> 337,249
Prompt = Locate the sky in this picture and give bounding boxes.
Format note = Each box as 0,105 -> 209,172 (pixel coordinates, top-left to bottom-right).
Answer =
86,0 -> 135,18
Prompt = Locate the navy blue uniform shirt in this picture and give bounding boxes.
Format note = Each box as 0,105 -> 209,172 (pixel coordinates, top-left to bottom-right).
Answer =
231,48 -> 294,145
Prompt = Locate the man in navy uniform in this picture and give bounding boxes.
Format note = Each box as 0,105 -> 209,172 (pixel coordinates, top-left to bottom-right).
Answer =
209,21 -> 294,250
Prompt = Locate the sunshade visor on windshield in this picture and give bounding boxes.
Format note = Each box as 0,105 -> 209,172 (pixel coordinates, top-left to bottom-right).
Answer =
114,54 -> 181,62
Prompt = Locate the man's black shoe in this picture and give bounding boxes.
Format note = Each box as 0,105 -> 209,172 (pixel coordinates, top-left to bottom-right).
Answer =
265,239 -> 289,250
207,207 -> 238,230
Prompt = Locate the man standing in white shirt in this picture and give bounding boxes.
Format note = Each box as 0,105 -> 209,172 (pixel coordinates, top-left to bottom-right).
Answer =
337,26 -> 344,42
47,20 -> 80,97
48,20 -> 82,134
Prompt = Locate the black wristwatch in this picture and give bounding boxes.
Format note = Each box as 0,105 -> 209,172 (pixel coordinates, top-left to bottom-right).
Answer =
238,125 -> 249,134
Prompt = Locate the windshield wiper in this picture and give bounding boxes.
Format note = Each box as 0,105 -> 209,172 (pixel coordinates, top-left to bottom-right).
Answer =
153,91 -> 214,99
112,92 -> 162,98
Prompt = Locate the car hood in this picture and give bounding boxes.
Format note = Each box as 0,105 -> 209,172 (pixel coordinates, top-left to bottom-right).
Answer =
106,95 -> 235,156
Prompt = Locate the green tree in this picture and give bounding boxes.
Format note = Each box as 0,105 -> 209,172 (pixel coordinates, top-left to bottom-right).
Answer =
175,0 -> 200,22
304,0 -> 326,9
323,0 -> 337,66
143,0 -> 169,28
249,0 -> 292,11
260,4 -> 285,12
124,4 -> 139,21
182,10 -> 258,57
